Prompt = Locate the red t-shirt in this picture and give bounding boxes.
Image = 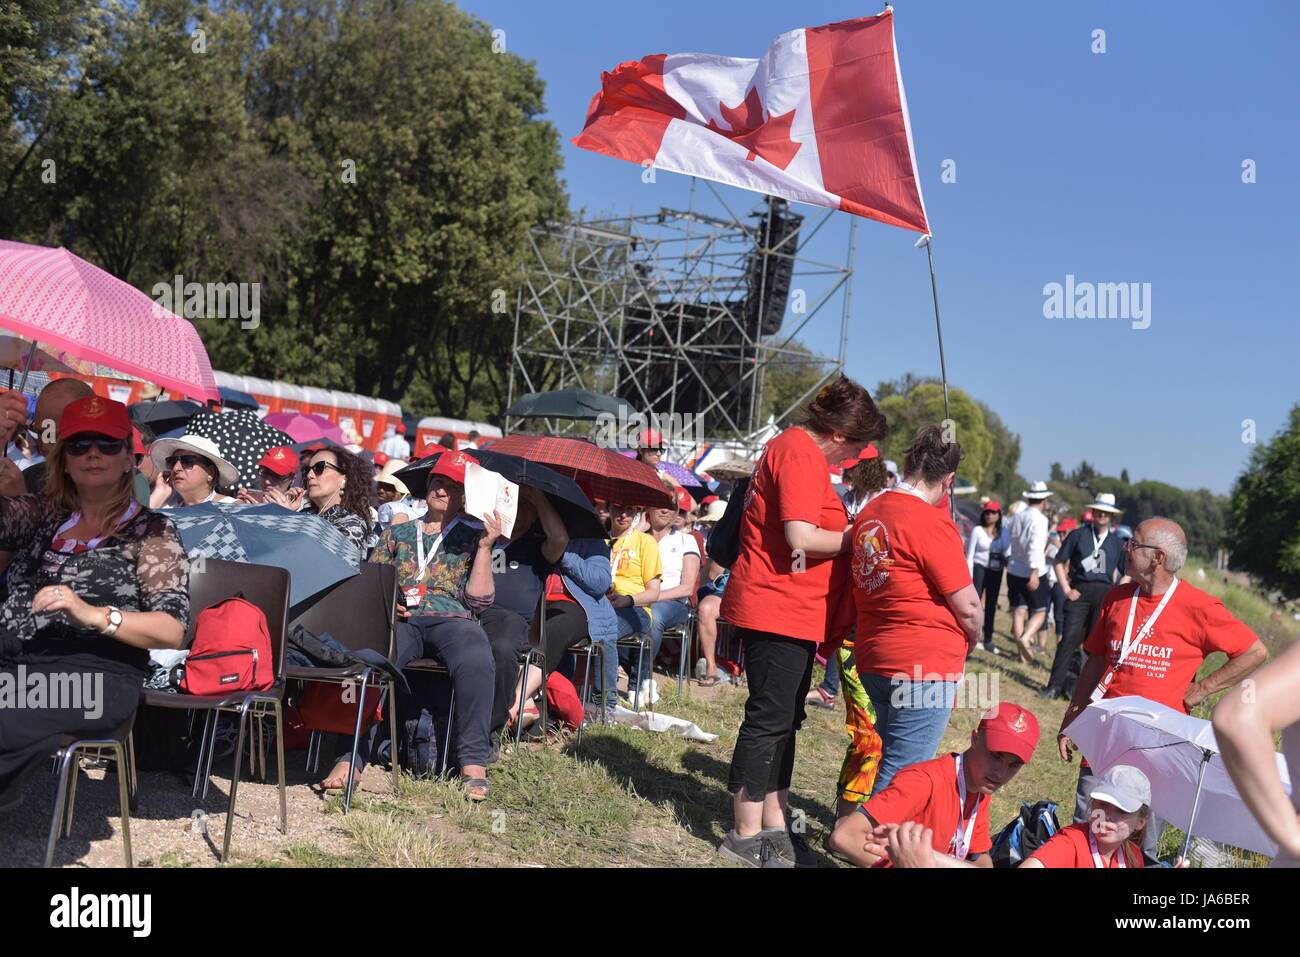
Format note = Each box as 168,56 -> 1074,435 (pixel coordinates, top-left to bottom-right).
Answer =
858,753 -> 991,867
721,428 -> 849,644
1082,580 -> 1258,713
1029,822 -> 1144,868
851,489 -> 973,678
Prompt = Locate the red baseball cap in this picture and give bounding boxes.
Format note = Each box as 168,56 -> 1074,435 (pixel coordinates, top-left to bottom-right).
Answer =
59,395 -> 131,442
838,443 -> 880,470
1058,517 -> 1079,534
978,702 -> 1039,763
258,445 -> 299,477
637,428 -> 663,449
427,450 -> 477,485
701,494 -> 719,506
982,500 -> 1002,513
396,422 -> 406,434
131,427 -> 145,457
675,486 -> 694,512
373,451 -> 390,468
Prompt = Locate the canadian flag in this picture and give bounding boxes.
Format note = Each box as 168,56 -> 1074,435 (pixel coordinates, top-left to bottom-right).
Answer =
573,10 -> 930,235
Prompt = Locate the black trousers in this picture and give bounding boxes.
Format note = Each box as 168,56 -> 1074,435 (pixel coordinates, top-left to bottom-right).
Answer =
0,648 -> 144,809
727,628 -> 815,801
1046,581 -> 1112,695
478,606 -> 530,735
535,600 -> 590,676
972,563 -> 1004,646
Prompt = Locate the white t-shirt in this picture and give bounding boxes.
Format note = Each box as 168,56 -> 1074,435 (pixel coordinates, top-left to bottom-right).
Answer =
1007,506 -> 1049,577
655,529 -> 701,591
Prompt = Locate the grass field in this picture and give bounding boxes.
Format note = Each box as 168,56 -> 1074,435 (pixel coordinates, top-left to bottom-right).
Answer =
222,558 -> 1295,868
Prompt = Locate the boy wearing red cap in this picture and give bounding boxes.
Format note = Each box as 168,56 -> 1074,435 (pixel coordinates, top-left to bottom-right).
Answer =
828,702 -> 1040,868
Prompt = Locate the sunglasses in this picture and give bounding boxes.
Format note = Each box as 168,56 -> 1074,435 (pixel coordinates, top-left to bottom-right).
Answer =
1123,540 -> 1162,554
66,436 -> 127,457
165,454 -> 210,471
303,461 -> 345,478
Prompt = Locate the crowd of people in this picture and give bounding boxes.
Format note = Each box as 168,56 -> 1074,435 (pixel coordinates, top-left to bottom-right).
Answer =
0,371 -> 1296,871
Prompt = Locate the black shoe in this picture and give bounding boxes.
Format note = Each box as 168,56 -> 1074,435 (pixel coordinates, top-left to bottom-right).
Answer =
762,827 -> 820,867
717,829 -> 795,868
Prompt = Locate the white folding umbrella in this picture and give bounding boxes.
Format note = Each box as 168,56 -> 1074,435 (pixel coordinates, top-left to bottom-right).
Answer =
1065,695 -> 1292,859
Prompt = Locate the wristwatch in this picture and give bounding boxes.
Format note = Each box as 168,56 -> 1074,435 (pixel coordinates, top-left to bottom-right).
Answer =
102,606 -> 123,637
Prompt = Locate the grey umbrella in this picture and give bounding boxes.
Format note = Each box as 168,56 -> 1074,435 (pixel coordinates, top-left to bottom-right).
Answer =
167,503 -> 358,610
505,388 -> 635,421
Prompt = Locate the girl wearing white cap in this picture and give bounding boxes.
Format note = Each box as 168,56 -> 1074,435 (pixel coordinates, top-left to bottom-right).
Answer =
1023,765 -> 1153,868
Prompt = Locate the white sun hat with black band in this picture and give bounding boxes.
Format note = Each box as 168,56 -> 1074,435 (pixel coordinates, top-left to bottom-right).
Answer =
1022,480 -> 1054,501
149,434 -> 241,488
1088,492 -> 1122,514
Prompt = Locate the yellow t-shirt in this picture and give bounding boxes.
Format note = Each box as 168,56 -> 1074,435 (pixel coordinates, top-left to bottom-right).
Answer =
610,530 -> 663,597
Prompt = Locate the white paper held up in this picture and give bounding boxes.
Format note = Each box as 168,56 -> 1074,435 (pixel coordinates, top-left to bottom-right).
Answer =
463,461 -> 518,538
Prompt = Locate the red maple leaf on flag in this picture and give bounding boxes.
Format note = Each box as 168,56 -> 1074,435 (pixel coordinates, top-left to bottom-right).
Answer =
705,86 -> 802,170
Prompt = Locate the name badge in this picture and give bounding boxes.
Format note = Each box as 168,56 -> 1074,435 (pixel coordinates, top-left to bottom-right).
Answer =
403,585 -> 427,608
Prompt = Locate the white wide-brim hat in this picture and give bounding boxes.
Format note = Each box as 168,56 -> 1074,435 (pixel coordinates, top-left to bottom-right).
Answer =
697,499 -> 728,523
1088,492 -> 1122,514
376,459 -> 411,497
150,434 -> 241,488
1022,480 -> 1054,500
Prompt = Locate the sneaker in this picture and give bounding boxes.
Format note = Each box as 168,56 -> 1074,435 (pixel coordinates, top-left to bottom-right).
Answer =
694,657 -> 708,680
717,829 -> 795,868
805,687 -> 836,710
762,826 -> 820,867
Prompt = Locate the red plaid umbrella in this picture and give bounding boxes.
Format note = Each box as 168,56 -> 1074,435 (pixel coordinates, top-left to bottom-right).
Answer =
487,434 -> 672,509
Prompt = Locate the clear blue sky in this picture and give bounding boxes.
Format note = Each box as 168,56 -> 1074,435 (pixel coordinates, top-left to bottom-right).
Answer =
460,0 -> 1298,494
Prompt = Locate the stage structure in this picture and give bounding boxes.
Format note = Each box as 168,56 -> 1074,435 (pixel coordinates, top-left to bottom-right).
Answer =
508,186 -> 857,455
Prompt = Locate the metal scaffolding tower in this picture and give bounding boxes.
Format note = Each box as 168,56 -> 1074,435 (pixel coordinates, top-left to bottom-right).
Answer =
508,186 -> 855,452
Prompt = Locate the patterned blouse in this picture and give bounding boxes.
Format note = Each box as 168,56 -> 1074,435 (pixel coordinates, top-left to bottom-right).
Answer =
368,516 -> 491,618
301,502 -> 370,561
0,494 -> 191,670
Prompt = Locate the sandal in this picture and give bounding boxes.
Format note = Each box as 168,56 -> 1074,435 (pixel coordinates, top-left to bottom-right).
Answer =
460,776 -> 489,802
697,673 -> 721,687
506,702 -> 540,731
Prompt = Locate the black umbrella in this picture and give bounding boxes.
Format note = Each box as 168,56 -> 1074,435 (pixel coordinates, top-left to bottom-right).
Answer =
129,399 -> 202,436
504,388 -> 635,421
218,386 -> 259,410
185,409 -> 294,491
396,449 -> 604,539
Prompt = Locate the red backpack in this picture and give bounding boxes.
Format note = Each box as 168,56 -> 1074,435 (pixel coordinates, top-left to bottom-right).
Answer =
182,596 -> 275,696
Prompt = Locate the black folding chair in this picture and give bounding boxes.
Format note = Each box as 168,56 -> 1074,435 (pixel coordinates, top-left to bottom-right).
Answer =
139,559 -> 290,862
287,563 -> 399,813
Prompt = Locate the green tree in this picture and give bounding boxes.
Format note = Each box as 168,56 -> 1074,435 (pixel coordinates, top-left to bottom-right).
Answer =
877,382 -> 993,487
1227,405 -> 1300,598
1050,462 -> 1065,482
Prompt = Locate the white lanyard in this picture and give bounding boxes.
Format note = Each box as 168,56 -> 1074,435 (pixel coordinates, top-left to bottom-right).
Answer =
889,481 -> 930,505
1087,827 -> 1125,868
1089,526 -> 1109,560
611,528 -> 637,576
416,517 -> 459,582
950,754 -> 983,860
1092,578 -> 1180,702
54,500 -> 140,550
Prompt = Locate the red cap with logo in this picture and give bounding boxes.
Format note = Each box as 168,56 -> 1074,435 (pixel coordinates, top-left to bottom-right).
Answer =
637,428 -> 663,450
675,486 -> 694,512
838,443 -> 879,470
978,702 -> 1040,763
59,395 -> 131,442
427,450 -> 477,485
258,445 -> 299,477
